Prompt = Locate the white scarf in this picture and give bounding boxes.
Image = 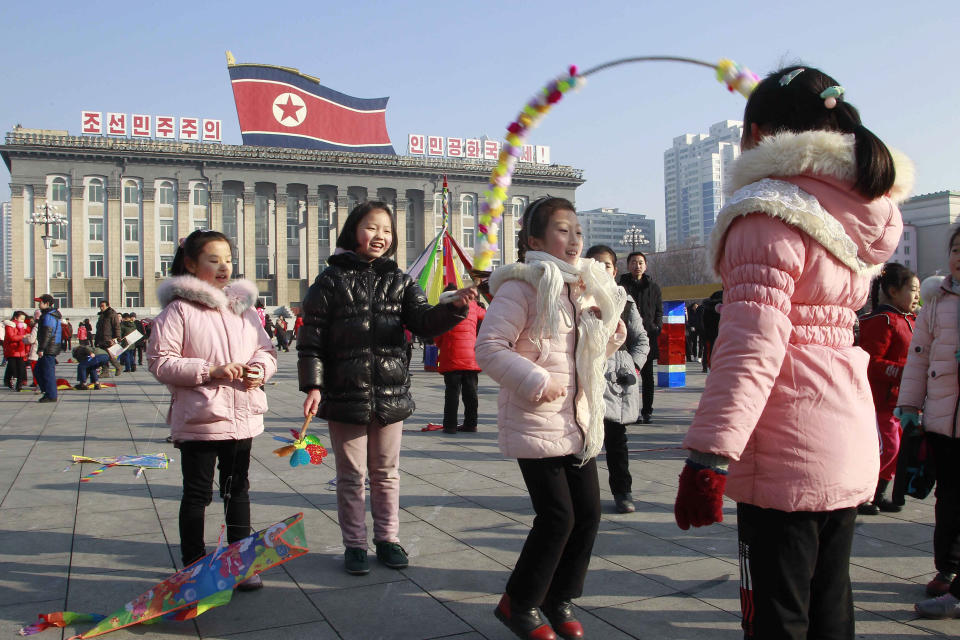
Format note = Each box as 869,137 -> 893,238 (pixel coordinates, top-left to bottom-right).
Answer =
522,251 -> 627,462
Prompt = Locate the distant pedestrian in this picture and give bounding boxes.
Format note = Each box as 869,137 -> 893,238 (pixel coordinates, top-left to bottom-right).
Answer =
435,283 -> 486,434
619,251 -> 661,423
3,311 -> 29,391
76,320 -> 89,346
700,291 -> 722,372
94,301 -> 122,376
132,313 -> 147,366
147,229 -> 276,590
72,344 -> 110,389
119,313 -> 138,371
34,294 -> 64,403
62,319 -> 73,351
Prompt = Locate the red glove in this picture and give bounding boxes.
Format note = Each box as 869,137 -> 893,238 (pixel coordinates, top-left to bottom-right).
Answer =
674,462 -> 727,530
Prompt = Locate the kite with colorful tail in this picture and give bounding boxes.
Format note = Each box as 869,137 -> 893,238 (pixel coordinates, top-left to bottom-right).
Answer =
472,56 -> 759,273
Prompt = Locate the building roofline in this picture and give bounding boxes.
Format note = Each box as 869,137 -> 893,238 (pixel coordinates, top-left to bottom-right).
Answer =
904,190 -> 960,202
1,131 -> 585,185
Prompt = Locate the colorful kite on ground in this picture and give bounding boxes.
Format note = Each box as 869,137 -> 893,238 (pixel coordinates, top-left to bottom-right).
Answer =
69,453 -> 171,482
19,512 -> 308,638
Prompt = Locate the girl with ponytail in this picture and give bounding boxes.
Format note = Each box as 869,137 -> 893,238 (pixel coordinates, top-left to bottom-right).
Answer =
858,263 -> 919,515
674,65 -> 913,637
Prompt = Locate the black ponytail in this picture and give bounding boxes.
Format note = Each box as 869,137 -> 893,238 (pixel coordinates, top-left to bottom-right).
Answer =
171,229 -> 233,276
743,65 -> 896,200
870,262 -> 915,311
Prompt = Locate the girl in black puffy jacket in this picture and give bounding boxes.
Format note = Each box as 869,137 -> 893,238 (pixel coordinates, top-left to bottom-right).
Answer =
298,201 -> 476,576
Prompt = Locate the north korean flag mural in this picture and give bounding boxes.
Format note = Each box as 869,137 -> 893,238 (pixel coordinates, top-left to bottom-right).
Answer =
228,62 -> 395,154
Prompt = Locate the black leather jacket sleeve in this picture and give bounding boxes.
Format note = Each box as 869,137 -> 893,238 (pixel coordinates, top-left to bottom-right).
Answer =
296,279 -> 331,392
400,279 -> 467,339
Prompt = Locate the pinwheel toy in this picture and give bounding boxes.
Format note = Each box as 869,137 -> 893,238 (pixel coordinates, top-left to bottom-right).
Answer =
272,415 -> 328,467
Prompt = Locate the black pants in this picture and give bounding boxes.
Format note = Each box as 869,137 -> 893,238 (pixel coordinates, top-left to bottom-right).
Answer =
639,357 -> 655,416
177,438 -> 253,565
442,370 -> 478,430
506,456 -> 601,609
603,419 -> 631,495
4,357 -> 26,388
929,433 -> 960,579
136,344 -> 144,365
737,503 -> 856,640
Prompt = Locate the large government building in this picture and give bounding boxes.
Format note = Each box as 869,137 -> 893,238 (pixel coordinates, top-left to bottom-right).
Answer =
1,128 -> 583,312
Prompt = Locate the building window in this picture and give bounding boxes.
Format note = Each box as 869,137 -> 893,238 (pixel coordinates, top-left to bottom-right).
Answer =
255,195 -> 269,246
904,232 -> 910,241
904,245 -> 910,255
255,257 -> 269,279
461,194 -> 475,249
89,254 -> 104,277
124,219 -> 139,242
159,219 -> 175,243
89,291 -> 104,306
123,182 -> 139,204
88,180 -> 104,203
52,254 -> 67,275
53,221 -> 68,241
52,293 -> 68,308
89,218 -> 103,241
259,292 -> 274,306
125,291 -> 141,307
318,197 -> 330,243
124,255 -> 140,277
287,255 -> 300,279
287,196 -> 300,246
433,193 -> 445,235
193,185 -> 209,207
158,182 -> 175,205
160,255 -> 174,277
405,201 -> 416,251
51,178 -> 68,202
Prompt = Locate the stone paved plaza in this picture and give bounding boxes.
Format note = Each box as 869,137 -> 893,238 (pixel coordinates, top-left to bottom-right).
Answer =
0,349 -> 956,639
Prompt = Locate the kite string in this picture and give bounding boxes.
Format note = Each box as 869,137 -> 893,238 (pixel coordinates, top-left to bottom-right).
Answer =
580,55 -> 717,77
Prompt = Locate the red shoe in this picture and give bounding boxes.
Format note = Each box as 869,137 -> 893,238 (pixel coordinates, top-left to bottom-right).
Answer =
494,594 -> 557,640
542,600 -> 584,639
927,572 -> 957,597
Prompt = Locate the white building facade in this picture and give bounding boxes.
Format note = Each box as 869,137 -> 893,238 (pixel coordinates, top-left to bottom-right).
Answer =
0,201 -> 10,306
899,191 -> 960,279
577,207 -> 655,257
663,120 -> 742,249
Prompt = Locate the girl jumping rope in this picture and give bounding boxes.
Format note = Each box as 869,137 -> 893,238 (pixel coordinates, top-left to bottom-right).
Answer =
900,229 -> 960,619
298,201 -> 475,576
476,198 -> 626,640
857,263 -> 919,516
148,230 -> 277,589
673,65 -> 912,639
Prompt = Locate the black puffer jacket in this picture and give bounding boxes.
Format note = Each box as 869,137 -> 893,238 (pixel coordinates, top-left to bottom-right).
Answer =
297,252 -> 466,425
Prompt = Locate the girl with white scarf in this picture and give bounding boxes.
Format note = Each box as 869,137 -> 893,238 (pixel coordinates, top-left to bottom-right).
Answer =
476,197 -> 626,640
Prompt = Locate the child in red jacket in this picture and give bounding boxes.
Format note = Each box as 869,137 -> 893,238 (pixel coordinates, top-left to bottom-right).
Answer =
858,262 -> 919,514
435,283 -> 486,434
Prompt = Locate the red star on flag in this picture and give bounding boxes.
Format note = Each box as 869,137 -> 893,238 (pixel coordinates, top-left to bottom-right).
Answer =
276,95 -> 303,124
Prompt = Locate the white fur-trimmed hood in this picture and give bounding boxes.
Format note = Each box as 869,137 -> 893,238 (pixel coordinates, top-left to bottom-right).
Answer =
157,275 -> 259,315
729,130 -> 914,203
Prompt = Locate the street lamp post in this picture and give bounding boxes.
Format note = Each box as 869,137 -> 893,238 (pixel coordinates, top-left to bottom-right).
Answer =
621,225 -> 647,254
27,202 -> 68,298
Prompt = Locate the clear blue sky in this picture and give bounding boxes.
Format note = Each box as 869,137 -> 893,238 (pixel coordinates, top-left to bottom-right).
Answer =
2,0 -> 957,247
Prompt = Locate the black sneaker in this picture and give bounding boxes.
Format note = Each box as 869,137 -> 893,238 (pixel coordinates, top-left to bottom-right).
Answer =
38,395 -> 57,403
614,493 -> 636,514
857,501 -> 880,516
375,541 -> 409,569
344,547 -> 370,575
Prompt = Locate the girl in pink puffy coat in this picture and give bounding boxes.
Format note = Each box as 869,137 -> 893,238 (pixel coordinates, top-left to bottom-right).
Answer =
900,234 -> 960,619
673,66 -> 912,639
147,230 -> 276,589
476,197 -> 626,640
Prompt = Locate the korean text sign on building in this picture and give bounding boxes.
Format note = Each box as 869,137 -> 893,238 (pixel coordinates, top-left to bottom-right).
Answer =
81,111 -> 223,142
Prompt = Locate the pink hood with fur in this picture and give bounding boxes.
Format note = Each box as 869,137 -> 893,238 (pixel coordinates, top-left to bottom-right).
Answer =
683,130 -> 911,512
147,276 -> 278,442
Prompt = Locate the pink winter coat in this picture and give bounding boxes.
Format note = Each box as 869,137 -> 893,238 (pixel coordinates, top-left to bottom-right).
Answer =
899,276 -> 960,438
476,262 -> 625,459
683,131 -> 912,512
147,276 -> 278,442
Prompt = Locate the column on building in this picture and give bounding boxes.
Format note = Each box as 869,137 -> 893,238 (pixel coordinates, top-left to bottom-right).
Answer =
106,181 -> 122,305
421,192 -> 435,255
305,192 -> 320,286
335,190 -> 350,238
69,182 -> 86,307
209,184 -> 223,232
32,182 -> 50,299
242,186 -> 256,281
395,194 -> 409,269
274,187 -> 288,309
10,184 -> 26,306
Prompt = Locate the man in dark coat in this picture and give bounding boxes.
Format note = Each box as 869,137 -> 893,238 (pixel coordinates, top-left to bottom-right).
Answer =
34,294 -> 63,403
94,300 -> 122,376
619,251 -> 662,423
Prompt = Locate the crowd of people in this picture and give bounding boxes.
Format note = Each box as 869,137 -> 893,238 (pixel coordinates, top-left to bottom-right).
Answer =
9,62 -> 960,639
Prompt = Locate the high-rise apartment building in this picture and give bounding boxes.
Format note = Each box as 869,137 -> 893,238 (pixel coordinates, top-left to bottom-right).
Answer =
663,120 -> 742,249
577,207 -> 655,257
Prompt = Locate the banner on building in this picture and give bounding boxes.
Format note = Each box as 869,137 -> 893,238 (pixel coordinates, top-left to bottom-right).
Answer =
227,58 -> 395,154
